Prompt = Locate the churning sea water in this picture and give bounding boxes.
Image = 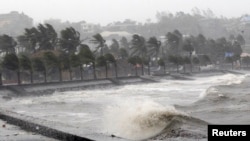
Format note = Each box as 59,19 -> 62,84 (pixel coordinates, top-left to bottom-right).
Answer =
1,72 -> 249,140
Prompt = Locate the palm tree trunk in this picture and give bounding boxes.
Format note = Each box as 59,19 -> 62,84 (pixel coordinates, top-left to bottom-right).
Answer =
80,66 -> 83,80
59,68 -> 62,82
105,64 -> 108,78
115,63 -> 118,78
232,62 -> 234,70
141,64 -> 144,75
239,59 -> 242,69
93,62 -> 97,79
177,64 -> 179,73
44,70 -> 47,83
30,70 -> 33,84
135,65 -> 138,76
164,64 -> 166,74
148,64 -> 150,75
69,69 -> 72,81
17,70 -> 21,85
190,52 -> 192,73
0,73 -> 2,85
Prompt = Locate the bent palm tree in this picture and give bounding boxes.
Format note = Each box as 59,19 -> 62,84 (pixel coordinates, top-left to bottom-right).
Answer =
96,56 -> 108,78
19,54 -> 33,83
2,53 -> 20,84
78,44 -> 96,79
32,57 -> 47,83
92,33 -> 106,56
130,34 -> 147,75
105,53 -> 117,78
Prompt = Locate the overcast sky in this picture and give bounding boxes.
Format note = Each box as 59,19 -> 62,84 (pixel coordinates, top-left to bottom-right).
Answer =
0,0 -> 250,25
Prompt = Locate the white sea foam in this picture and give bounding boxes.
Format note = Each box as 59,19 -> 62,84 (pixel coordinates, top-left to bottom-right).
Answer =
103,99 -> 186,140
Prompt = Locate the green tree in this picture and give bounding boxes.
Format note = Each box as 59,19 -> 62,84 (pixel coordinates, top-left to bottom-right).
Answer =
92,33 -> 106,56
78,44 -> 96,79
182,56 -> 191,73
168,55 -> 183,73
17,27 -> 39,54
2,53 -> 21,84
166,30 -> 182,55
158,58 -> 166,74
236,34 -> 245,46
32,57 -> 47,83
147,37 -> 161,58
37,24 -> 58,51
119,48 -> 128,59
58,52 -> 72,80
0,63 -> 2,85
105,53 -> 118,78
130,34 -> 147,75
60,27 -> 81,54
183,38 -> 194,72
19,54 -> 33,83
225,56 -> 234,70
0,35 -> 17,54
194,34 -> 207,54
43,51 -> 62,82
192,57 -> 200,71
70,53 -> 81,80
110,39 -> 120,56
128,56 -> 139,76
120,37 -> 129,49
96,56 -> 108,78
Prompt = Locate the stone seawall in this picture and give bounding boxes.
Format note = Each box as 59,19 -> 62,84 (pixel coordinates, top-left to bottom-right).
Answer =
0,76 -> 145,97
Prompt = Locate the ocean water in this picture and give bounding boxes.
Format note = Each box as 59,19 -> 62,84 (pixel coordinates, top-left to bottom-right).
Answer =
1,72 -> 250,140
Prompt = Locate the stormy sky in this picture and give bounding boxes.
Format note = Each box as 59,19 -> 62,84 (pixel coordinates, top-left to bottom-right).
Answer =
0,0 -> 249,25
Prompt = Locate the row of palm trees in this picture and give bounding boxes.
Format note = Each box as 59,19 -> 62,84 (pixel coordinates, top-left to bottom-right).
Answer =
0,44 -> 120,85
0,23 -> 248,85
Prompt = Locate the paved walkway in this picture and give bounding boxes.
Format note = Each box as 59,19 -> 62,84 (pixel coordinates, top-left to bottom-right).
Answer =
0,119 -> 57,141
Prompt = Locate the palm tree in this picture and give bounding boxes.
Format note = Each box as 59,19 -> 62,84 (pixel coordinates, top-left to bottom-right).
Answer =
192,57 -> 200,71
110,39 -> 120,57
0,34 -> 17,54
0,61 -> 2,85
158,58 -> 166,74
78,44 -> 96,79
128,56 -> 138,76
43,51 -> 62,82
92,33 -> 106,56
37,24 -> 58,51
168,55 -> 183,73
147,37 -> 161,58
147,37 -> 161,75
69,53 -> 81,80
225,56 -> 234,70
19,54 -> 33,83
119,48 -> 129,59
130,34 -> 147,75
182,56 -> 191,73
58,52 -> 72,81
183,38 -> 194,72
17,27 -> 39,54
105,53 -> 117,78
2,53 -> 21,85
60,27 -> 81,54
32,57 -> 47,83
96,56 -> 108,78
166,31 -> 181,55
